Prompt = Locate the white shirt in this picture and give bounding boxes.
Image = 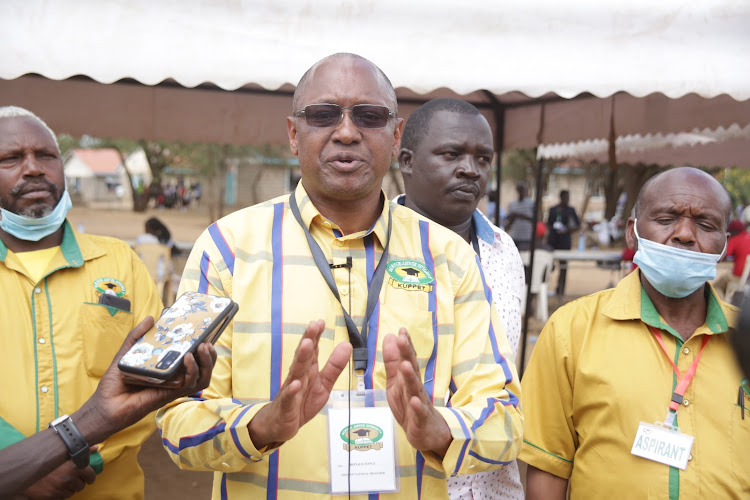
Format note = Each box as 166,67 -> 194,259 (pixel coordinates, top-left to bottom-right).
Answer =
395,196 -> 526,499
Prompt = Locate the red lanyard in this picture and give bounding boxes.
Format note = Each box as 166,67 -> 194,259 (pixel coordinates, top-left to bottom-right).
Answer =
649,326 -> 710,420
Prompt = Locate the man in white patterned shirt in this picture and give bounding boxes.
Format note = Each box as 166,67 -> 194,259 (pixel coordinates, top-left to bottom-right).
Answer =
397,98 -> 526,499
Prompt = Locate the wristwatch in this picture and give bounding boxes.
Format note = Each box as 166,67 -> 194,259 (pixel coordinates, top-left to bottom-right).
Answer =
49,415 -> 90,469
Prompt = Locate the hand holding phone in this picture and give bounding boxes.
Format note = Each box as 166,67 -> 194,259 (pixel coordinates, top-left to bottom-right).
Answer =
118,292 -> 238,386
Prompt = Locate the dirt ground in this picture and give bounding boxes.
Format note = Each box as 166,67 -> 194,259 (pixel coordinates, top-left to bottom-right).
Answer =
64,206 -> 635,498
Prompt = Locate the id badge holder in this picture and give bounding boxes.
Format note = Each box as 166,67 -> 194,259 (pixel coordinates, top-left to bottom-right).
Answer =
631,419 -> 694,470
327,388 -> 400,495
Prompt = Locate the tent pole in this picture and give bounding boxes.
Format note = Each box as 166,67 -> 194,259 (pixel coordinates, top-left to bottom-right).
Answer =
482,90 -> 506,225
519,104 -> 546,377
519,156 -> 545,377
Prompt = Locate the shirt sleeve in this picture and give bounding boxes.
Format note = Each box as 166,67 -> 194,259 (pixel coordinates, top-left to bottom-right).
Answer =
156,226 -> 270,472
518,311 -> 577,479
429,250 -> 524,477
570,208 -> 581,229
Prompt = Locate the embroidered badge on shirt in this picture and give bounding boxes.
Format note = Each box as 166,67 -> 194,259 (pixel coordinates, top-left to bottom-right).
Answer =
94,277 -> 126,297
386,260 -> 434,292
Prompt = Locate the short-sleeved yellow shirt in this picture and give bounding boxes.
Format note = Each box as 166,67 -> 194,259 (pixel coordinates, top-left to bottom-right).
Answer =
520,270 -> 749,499
0,221 -> 163,499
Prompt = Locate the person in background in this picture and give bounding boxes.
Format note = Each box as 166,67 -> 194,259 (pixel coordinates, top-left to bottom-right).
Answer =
546,189 -> 580,296
397,97 -> 526,499
0,106 -> 163,499
521,167 -> 748,499
135,216 -> 180,257
486,190 -> 506,229
736,197 -> 748,221
712,217 -> 750,299
505,181 -> 535,250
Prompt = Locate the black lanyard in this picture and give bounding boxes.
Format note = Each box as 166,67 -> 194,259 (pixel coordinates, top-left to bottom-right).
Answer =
289,192 -> 391,373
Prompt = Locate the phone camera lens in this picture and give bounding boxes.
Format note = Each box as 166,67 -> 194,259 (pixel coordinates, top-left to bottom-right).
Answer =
156,350 -> 180,370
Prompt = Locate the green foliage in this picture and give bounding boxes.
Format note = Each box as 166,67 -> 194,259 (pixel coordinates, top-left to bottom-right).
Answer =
500,148 -> 537,183
716,168 -> 750,207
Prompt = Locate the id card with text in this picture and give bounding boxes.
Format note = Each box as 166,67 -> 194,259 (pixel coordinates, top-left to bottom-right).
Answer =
631,421 -> 694,470
328,405 -> 398,494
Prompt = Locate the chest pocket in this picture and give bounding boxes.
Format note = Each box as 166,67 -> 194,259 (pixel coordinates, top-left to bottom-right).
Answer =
78,302 -> 134,377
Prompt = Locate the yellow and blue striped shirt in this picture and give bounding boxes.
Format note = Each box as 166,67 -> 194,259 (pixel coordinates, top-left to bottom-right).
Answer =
157,183 -> 523,499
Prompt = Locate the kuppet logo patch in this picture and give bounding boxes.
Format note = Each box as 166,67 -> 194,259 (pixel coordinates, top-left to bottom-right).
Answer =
94,277 -> 126,297
386,260 -> 434,292
340,423 -> 384,452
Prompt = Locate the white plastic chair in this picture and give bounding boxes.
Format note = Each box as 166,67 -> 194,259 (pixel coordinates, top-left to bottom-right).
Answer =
725,254 -> 750,303
519,250 -> 555,322
134,243 -> 174,304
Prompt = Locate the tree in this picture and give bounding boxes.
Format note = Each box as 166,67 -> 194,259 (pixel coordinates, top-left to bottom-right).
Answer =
717,168 -> 750,212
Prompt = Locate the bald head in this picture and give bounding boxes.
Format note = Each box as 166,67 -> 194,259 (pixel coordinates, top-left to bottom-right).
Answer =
635,167 -> 731,229
292,53 -> 397,113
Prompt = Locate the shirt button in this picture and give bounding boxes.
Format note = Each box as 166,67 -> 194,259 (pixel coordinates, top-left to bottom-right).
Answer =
323,221 -> 332,228
38,338 -> 46,344
34,287 -> 42,294
683,347 -> 690,355
335,240 -> 344,247
683,399 -> 690,407
688,453 -> 693,461
340,286 -> 349,296
40,386 -> 48,393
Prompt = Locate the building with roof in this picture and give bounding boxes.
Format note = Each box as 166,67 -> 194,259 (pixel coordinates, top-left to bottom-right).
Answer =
64,148 -> 152,209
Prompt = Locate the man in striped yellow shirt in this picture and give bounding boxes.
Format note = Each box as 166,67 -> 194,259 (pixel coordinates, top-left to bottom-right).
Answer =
157,53 -> 523,499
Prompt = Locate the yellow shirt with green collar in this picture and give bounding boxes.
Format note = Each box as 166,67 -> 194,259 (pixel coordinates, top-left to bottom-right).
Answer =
519,269 -> 749,499
0,221 -> 163,499
157,183 -> 523,499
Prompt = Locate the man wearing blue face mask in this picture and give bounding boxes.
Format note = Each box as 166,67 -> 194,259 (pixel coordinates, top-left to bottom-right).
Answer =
519,167 -> 750,499
0,106 -> 163,499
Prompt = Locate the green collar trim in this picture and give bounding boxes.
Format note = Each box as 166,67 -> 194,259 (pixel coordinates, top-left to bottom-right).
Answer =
705,288 -> 729,333
640,284 -> 729,339
0,220 -> 83,267
59,221 -> 84,268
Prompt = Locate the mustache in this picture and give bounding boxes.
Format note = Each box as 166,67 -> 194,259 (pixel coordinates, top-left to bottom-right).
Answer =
448,181 -> 480,194
10,180 -> 60,198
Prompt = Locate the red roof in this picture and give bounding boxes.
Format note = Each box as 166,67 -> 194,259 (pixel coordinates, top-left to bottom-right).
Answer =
71,148 -> 122,175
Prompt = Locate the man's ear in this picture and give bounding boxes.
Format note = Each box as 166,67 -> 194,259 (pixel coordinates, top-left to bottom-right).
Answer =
398,148 -> 414,178
391,118 -> 405,158
287,116 -> 299,156
625,217 -> 637,250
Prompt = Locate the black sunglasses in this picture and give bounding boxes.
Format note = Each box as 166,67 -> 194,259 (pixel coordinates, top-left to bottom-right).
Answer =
294,103 -> 395,129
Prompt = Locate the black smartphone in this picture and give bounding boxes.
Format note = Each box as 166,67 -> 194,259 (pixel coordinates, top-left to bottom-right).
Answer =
99,292 -> 131,312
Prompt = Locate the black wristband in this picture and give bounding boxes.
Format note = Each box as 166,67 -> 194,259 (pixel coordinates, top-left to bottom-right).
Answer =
49,415 -> 90,469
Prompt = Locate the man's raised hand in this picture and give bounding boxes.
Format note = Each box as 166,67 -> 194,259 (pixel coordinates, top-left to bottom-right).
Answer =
248,320 -> 352,449
383,328 -> 452,458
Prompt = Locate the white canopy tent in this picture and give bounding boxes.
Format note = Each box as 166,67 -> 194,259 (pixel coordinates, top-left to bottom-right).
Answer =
539,124 -> 750,168
1,0 -> 748,149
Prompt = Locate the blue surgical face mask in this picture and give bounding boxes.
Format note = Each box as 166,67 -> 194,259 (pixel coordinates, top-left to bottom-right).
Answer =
632,218 -> 726,298
0,189 -> 72,242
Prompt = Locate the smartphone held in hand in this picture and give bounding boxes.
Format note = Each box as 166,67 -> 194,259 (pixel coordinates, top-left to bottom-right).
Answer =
118,291 -> 238,386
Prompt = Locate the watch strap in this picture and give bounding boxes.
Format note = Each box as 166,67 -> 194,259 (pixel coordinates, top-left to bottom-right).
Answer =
49,415 -> 90,469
